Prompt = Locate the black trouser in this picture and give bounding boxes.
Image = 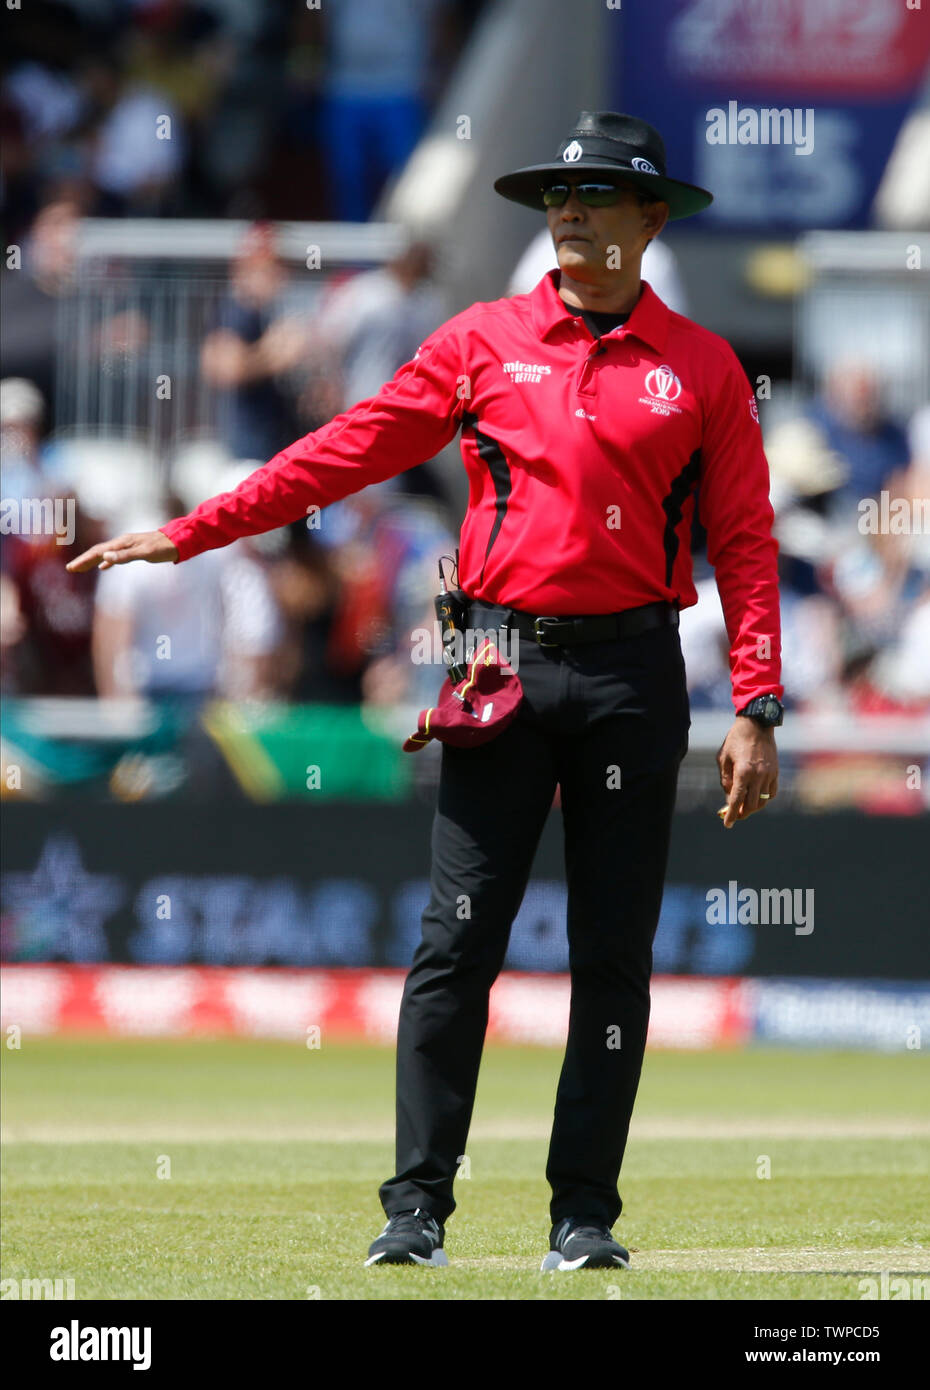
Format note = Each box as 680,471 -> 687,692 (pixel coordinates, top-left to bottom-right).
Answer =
379,599 -> 690,1229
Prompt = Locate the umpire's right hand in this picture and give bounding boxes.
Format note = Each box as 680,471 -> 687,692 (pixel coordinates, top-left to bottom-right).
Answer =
66,531 -> 179,572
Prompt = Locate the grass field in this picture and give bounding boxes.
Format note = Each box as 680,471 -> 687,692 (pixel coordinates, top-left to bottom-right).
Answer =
2,1038 -> 929,1300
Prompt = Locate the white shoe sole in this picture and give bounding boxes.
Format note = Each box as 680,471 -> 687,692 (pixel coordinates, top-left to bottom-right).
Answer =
365,1248 -> 449,1267
540,1250 -> 630,1272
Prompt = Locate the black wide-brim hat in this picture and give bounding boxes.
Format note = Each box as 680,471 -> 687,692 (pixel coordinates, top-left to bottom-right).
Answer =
494,111 -> 713,221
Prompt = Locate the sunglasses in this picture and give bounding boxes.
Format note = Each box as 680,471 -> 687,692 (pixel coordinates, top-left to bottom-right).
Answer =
542,183 -> 638,208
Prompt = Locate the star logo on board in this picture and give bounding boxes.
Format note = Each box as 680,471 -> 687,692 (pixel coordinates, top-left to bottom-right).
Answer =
1,834 -> 125,960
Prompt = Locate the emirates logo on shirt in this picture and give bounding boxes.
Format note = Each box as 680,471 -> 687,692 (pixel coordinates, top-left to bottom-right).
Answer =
639,364 -> 684,416
503,361 -> 552,384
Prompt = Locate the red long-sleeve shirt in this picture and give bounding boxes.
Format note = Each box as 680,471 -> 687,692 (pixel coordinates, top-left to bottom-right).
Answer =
161,271 -> 782,708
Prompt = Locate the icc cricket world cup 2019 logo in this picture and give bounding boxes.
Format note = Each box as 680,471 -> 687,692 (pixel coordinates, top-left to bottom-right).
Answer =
640,364 -> 684,416
644,365 -> 682,402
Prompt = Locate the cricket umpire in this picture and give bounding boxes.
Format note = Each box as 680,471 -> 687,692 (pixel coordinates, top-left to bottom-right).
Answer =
68,112 -> 783,1273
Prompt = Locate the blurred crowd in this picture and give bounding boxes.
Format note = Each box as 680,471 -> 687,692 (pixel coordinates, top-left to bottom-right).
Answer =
0,227 -> 458,713
0,0 -> 475,731
2,0 -> 483,238
680,373 -> 930,720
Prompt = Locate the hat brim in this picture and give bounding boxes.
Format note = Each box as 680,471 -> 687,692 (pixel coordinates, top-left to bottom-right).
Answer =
493,161 -> 713,220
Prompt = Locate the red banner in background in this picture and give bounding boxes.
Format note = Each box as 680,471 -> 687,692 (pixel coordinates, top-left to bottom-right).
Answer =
1,965 -> 750,1049
6,965 -> 925,1048
666,0 -> 930,97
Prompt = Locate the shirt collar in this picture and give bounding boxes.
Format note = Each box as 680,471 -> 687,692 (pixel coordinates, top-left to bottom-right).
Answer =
529,268 -> 669,354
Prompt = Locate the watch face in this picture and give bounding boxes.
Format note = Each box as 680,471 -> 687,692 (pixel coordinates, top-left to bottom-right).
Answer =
740,696 -> 782,723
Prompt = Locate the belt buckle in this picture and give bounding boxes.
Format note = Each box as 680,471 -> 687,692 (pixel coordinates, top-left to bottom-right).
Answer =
534,616 -> 561,648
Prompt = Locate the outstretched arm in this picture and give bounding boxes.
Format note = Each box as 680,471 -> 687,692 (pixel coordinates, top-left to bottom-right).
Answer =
68,322 -> 466,572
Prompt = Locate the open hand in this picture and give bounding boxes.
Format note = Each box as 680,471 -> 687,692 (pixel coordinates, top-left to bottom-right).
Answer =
65,531 -> 178,572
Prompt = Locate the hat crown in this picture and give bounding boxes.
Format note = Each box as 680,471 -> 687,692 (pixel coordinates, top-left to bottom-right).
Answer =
558,111 -> 667,176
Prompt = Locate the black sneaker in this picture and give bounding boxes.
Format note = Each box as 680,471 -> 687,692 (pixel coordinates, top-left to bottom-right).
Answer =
364,1208 -> 449,1267
540,1217 -> 631,1271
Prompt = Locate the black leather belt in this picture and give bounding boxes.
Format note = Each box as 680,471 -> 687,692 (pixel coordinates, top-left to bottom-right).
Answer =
465,598 -> 678,647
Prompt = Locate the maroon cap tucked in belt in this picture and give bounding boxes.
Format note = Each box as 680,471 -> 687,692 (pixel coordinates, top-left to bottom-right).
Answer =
402,638 -> 523,753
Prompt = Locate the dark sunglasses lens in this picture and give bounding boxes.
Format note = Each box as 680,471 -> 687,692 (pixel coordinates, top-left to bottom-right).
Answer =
542,183 -> 623,207
577,184 -> 622,205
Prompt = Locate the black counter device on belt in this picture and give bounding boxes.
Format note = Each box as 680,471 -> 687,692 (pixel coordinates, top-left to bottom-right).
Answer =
435,554 -> 468,684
